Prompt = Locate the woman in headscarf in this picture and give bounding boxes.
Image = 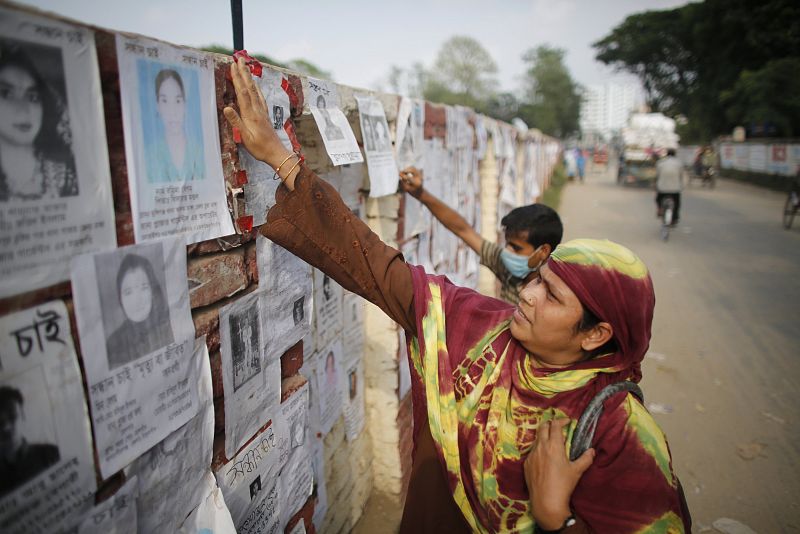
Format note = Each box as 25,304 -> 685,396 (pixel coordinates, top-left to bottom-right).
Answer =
223,58 -> 690,533
106,252 -> 173,368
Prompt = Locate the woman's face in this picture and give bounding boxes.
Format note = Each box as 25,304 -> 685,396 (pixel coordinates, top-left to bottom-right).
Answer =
120,266 -> 153,322
0,65 -> 43,146
509,264 -> 588,367
156,76 -> 185,135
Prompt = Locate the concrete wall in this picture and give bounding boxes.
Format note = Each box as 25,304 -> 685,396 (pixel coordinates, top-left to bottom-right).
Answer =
0,4 -> 562,533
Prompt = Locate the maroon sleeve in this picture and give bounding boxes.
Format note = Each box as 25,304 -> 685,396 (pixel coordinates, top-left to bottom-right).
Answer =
260,164 -> 416,335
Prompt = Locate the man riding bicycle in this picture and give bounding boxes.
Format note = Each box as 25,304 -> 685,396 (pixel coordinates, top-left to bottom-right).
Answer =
655,148 -> 684,225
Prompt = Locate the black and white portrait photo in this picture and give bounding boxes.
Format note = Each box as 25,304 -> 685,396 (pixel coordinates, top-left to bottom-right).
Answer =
361,114 -> 376,152
249,475 -> 262,501
290,414 -> 305,450
0,37 -> 77,203
229,302 -> 262,392
316,94 -> 344,141
272,104 -> 284,131
95,242 -> 174,370
0,372 -> 60,498
322,275 -> 332,301
292,296 -> 305,326
348,369 -> 357,401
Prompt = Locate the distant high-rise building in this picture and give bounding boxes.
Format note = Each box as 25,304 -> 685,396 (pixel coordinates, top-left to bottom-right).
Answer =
580,83 -> 642,142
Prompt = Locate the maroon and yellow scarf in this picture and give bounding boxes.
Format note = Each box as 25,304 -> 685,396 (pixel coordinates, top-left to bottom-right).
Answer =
406,239 -> 689,533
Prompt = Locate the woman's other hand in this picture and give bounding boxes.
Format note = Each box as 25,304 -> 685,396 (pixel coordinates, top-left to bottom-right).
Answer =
399,167 -> 423,199
223,58 -> 291,169
524,418 -> 594,530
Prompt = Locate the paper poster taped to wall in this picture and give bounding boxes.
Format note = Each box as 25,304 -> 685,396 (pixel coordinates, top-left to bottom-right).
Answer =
398,331 -> 413,400
215,418 -> 289,534
281,382 -> 309,453
310,439 -> 327,530
356,95 -> 398,198
279,446 -> 313,531
322,163 -> 364,213
288,520 -> 307,534
242,68 -> 300,226
0,301 -> 96,534
307,78 -> 362,166
177,471 -> 237,534
219,291 -> 280,458
342,356 -> 365,441
278,382 -> 312,529
395,97 -> 425,170
313,340 -> 344,435
313,269 -> 342,350
341,292 -> 364,361
126,338 -> 214,533
71,236 -> 199,477
78,475 -> 138,534
256,234 -> 312,358
116,34 -> 233,244
0,7 -> 117,298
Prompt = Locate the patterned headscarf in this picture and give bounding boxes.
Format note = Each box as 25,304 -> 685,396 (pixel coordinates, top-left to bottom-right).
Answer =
546,238 -> 655,383
407,238 -> 688,533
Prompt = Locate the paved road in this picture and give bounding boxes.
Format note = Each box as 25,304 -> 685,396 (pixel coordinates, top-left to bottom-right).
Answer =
560,164 -> 800,533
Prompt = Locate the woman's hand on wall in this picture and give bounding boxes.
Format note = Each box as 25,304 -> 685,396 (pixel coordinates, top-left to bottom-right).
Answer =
223,57 -> 292,171
524,417 -> 594,530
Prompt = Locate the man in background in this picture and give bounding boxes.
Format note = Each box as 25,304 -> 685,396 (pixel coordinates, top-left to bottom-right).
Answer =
399,167 -> 563,304
655,148 -> 684,225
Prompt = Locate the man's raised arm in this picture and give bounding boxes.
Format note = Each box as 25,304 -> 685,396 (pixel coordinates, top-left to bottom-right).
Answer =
399,167 -> 483,254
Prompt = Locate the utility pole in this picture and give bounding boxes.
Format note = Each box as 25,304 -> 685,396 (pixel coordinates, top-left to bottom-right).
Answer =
230,0 -> 243,50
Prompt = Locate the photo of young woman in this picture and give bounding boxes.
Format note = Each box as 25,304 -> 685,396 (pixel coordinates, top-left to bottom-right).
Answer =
0,40 -> 77,202
97,244 -> 174,369
139,64 -> 206,183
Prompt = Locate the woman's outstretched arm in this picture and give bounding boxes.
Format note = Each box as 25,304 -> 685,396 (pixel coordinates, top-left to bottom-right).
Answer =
223,58 -> 416,334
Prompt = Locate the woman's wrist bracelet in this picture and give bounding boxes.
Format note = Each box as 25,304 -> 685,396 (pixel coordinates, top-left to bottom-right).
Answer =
282,155 -> 304,181
272,153 -> 296,180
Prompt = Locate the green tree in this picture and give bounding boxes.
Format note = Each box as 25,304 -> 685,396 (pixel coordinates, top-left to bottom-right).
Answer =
722,58 -> 800,137
518,46 -> 582,138
422,36 -> 498,110
593,0 -> 800,141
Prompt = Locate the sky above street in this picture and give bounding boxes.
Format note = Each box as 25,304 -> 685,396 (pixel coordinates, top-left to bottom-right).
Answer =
22,0 -> 688,92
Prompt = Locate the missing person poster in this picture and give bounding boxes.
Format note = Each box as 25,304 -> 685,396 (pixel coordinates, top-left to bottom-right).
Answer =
241,68 -> 300,227
256,234 -> 312,358
395,97 -> 425,171
310,439 -> 327,530
313,340 -> 344,436
71,236 -> 200,478
278,383 -> 312,530
177,471 -> 237,534
115,34 -> 234,244
341,292 -> 364,360
0,301 -> 96,534
356,95 -> 398,198
0,7 -> 117,299
313,269 -> 342,351
342,356 -> 365,442
125,338 -> 214,533
219,291 -> 280,458
215,418 -> 289,534
306,78 -> 362,166
78,475 -> 138,534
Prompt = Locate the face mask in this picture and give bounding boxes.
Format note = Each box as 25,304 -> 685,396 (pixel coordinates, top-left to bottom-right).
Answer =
500,248 -> 541,279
